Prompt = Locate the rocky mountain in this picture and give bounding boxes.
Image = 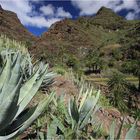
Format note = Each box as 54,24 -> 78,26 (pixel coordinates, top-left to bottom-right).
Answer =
0,5 -> 139,70
0,5 -> 36,45
30,6 -> 139,68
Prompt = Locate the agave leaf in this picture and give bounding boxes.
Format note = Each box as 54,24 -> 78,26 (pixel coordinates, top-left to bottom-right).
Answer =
78,89 -> 89,112
41,72 -> 56,88
79,90 -> 100,129
0,54 -> 11,103
0,129 -> 19,140
37,131 -> 45,140
0,77 -> 22,131
109,121 -> 115,140
9,52 -> 21,84
0,92 -> 55,140
88,88 -> 94,97
0,62 -> 7,90
49,115 -> 73,139
47,123 -> 57,139
4,92 -> 54,136
125,121 -> 137,140
77,84 -> 84,101
18,60 -> 48,105
116,117 -> 124,140
15,92 -> 55,136
70,98 -> 79,123
79,96 -> 96,122
0,106 -> 37,135
17,68 -> 40,105
64,128 -> 74,139
57,120 -> 66,134
15,65 -> 48,118
1,53 -> 21,101
68,99 -> 75,129
0,53 -> 10,87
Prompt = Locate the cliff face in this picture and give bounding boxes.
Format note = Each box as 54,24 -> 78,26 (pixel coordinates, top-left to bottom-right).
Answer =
0,5 -> 36,45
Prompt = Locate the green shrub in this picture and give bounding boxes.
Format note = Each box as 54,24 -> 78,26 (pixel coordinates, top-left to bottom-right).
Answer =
108,71 -> 129,112
99,94 -> 111,108
65,55 -> 79,69
53,66 -> 66,75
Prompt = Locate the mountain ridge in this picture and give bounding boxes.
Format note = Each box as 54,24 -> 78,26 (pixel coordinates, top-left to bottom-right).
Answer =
0,5 -> 37,45
30,7 -> 131,63
0,5 -> 139,70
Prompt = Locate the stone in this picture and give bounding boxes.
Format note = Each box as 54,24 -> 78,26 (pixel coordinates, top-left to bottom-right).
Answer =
128,116 -> 135,124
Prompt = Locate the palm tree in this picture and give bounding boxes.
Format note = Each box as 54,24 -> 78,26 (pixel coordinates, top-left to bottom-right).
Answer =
107,71 -> 129,112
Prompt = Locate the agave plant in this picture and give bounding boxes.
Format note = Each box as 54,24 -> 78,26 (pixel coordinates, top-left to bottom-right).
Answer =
107,119 -> 137,140
0,51 -> 55,139
1,50 -> 56,91
47,85 -> 100,139
0,36 -> 56,91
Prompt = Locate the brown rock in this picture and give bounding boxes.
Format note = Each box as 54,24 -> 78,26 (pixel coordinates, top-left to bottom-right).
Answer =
137,121 -> 140,127
105,108 -> 121,118
52,75 -> 79,102
128,116 -> 135,124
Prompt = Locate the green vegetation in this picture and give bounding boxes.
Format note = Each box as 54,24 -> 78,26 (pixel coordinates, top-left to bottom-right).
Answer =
27,81 -> 138,139
107,71 -> 129,112
46,89 -> 100,139
84,49 -> 104,74
0,50 -> 55,139
120,22 -> 140,91
108,120 -> 137,140
26,76 -> 138,139
0,7 -> 140,138
31,7 -> 140,78
53,65 -> 67,75
0,35 -> 28,53
0,48 -> 138,139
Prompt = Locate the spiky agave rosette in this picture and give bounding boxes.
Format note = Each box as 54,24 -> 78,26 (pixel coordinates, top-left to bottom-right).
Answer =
0,50 -> 55,139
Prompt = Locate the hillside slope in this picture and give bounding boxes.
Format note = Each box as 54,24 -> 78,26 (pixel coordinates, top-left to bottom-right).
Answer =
0,5 -> 36,45
0,5 -> 139,70
30,7 -> 140,68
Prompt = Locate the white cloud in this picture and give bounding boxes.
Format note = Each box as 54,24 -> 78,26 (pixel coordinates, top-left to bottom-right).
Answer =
0,0 -> 31,15
71,0 -> 140,19
40,4 -> 54,16
21,14 -> 61,28
125,12 -> 136,20
39,5 -> 72,18
0,0 -> 71,28
56,7 -> 72,18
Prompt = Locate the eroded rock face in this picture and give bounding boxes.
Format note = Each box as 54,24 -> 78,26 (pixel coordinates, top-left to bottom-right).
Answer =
0,5 -> 37,44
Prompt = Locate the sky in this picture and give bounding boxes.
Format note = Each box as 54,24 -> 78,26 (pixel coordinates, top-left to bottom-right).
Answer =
0,0 -> 140,36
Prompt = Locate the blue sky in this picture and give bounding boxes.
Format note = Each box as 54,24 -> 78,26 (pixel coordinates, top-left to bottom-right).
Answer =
0,0 -> 140,36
